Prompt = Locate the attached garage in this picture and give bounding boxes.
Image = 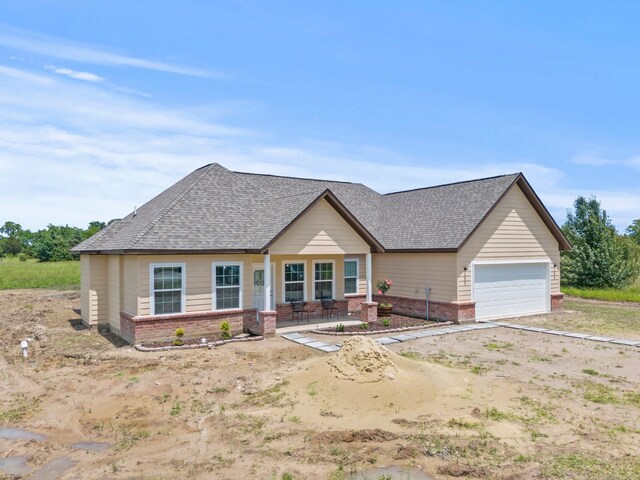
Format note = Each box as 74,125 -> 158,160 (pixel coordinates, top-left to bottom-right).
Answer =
473,262 -> 550,320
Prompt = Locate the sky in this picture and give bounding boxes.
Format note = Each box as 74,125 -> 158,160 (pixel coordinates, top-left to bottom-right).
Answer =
0,1 -> 639,232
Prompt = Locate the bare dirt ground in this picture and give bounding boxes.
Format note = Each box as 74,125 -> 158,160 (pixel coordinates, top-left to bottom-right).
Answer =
1,289 -> 640,480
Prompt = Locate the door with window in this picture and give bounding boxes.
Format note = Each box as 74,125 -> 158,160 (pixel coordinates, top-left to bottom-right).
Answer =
252,264 -> 275,313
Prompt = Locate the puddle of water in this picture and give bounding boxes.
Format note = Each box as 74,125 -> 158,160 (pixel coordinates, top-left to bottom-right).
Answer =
0,455 -> 31,475
71,441 -> 111,452
0,427 -> 46,441
350,465 -> 435,480
30,457 -> 76,480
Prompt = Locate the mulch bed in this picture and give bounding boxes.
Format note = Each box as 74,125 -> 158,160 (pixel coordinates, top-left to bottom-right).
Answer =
314,313 -> 442,335
136,334 -> 262,351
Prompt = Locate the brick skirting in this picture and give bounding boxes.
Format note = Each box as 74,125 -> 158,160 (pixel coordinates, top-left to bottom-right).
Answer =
345,293 -> 366,312
372,294 -> 476,324
551,293 -> 564,311
120,309 -> 255,345
275,299 -> 348,322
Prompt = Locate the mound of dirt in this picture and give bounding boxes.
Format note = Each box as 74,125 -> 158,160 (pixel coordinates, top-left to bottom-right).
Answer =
327,336 -> 400,383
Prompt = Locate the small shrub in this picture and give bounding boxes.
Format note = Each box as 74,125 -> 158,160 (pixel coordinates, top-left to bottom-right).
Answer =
359,322 -> 368,330
173,327 -> 185,346
582,368 -> 599,376
335,323 -> 345,332
220,320 -> 231,340
282,474 -> 295,480
18,253 -> 27,262
380,317 -> 391,327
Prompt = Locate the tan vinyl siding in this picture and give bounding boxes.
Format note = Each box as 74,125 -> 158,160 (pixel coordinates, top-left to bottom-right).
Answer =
373,253 -> 457,302
80,254 -> 108,326
457,185 -> 561,302
122,255 -> 138,315
269,198 -> 370,255
107,256 -> 121,332
137,254 -> 253,316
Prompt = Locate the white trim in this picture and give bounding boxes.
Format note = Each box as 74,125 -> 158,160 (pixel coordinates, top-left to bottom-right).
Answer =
252,262 -> 276,309
282,260 -> 307,303
365,253 -> 372,303
212,261 -> 243,312
312,259 -> 336,301
344,258 -> 359,295
149,262 -> 186,316
471,260 -> 551,321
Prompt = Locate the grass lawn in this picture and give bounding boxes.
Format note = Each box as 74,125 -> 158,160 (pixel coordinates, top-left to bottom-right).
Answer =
0,257 -> 80,290
521,298 -> 640,339
562,278 -> 640,303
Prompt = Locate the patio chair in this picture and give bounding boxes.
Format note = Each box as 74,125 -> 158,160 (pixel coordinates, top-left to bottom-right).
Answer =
321,298 -> 338,321
290,300 -> 310,323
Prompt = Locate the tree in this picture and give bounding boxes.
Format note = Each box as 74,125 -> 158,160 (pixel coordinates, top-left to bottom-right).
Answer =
561,196 -> 639,288
0,221 -> 26,255
627,219 -> 640,244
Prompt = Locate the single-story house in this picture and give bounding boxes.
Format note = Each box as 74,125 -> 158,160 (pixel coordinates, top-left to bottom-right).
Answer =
72,163 -> 570,344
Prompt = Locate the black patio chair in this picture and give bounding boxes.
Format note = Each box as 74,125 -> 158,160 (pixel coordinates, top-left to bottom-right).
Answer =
321,298 -> 338,321
290,300 -> 310,323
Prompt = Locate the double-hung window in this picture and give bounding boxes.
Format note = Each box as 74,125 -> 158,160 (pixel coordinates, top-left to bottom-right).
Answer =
284,262 -> 305,302
213,263 -> 242,310
150,263 -> 185,315
314,261 -> 334,300
344,259 -> 359,294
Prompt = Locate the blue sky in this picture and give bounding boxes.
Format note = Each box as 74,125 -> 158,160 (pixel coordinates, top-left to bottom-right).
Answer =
1,1 -> 639,231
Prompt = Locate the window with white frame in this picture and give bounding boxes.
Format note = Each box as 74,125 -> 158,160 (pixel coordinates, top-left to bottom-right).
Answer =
284,262 -> 305,302
314,261 -> 334,300
213,263 -> 242,310
151,264 -> 184,315
344,259 -> 359,294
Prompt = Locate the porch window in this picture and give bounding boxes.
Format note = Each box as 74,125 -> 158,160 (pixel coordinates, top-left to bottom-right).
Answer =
314,261 -> 334,300
150,263 -> 185,315
284,262 -> 305,302
213,262 -> 242,310
344,259 -> 359,294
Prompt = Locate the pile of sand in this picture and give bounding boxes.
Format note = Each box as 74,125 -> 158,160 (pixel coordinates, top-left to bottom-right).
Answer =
327,336 -> 400,383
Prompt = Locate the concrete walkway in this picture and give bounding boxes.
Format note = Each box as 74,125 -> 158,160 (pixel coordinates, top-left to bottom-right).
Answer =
281,320 -> 640,353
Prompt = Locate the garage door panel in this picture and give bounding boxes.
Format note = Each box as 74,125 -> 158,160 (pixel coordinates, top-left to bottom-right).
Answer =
474,263 -> 549,320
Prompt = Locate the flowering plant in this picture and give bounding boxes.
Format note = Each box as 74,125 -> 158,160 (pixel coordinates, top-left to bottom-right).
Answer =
376,279 -> 393,308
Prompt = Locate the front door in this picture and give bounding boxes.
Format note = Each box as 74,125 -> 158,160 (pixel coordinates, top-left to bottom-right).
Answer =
252,264 -> 275,314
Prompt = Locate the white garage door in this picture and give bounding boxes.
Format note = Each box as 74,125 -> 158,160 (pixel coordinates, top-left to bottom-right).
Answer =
474,263 -> 549,320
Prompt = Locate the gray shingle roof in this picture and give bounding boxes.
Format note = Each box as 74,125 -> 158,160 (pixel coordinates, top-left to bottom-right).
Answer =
72,163 -> 560,254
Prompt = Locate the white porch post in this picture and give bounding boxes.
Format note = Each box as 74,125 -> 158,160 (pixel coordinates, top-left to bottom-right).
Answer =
366,252 -> 372,303
264,253 -> 271,311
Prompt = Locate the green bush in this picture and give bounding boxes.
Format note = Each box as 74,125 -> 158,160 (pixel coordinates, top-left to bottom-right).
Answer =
173,327 -> 185,346
380,317 -> 391,327
359,322 -> 368,330
18,253 -> 27,262
220,320 -> 231,340
335,323 -> 345,332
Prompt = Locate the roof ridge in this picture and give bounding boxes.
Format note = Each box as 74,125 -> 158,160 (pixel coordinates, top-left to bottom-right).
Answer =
226,169 -> 278,199
126,164 -> 216,249
383,173 -> 520,196
272,188 -> 329,200
233,170 -> 356,185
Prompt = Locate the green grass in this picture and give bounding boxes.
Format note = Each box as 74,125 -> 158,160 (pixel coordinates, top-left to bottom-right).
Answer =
563,278 -> 640,303
0,257 -> 80,290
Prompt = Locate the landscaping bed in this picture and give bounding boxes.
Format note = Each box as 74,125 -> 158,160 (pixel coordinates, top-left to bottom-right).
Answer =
136,333 -> 262,351
314,314 -> 439,335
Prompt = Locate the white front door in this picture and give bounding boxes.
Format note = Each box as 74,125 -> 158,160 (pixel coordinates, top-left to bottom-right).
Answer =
252,264 -> 275,313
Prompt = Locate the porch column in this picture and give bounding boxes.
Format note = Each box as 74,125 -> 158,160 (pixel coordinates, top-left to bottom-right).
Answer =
264,253 -> 271,311
366,252 -> 372,303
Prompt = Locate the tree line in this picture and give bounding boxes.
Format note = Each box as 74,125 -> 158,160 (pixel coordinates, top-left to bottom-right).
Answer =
0,221 -> 107,262
561,196 -> 640,289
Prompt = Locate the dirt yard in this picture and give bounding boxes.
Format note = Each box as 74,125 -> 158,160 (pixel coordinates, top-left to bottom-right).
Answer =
1,289 -> 639,479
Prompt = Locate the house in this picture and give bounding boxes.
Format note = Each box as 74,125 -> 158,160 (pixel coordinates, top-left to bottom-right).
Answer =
71,163 -> 571,345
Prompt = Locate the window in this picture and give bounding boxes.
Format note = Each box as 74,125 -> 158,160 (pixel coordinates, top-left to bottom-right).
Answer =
150,264 -> 185,315
284,262 -> 305,302
213,263 -> 242,310
314,261 -> 334,300
344,259 -> 359,294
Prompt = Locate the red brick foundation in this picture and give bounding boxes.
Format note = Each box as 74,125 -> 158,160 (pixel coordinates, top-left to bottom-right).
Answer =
551,293 -> 564,311
275,300 -> 348,321
119,309 -> 254,345
360,302 -> 378,323
345,294 -> 366,312
248,310 -> 277,337
372,294 -> 476,324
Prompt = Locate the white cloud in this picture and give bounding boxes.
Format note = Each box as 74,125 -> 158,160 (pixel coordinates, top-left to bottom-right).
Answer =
0,64 -> 52,84
0,27 -> 218,78
45,65 -> 104,83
